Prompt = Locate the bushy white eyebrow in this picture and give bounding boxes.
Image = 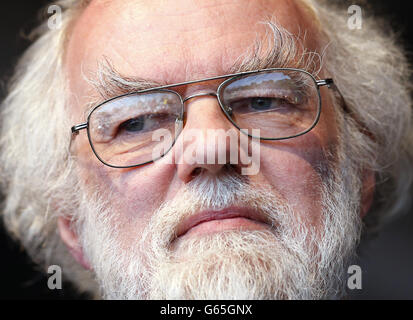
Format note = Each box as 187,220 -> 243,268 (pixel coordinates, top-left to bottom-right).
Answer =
86,20 -> 323,112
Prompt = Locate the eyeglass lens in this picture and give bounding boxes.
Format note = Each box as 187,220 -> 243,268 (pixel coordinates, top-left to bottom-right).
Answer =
88,70 -> 320,167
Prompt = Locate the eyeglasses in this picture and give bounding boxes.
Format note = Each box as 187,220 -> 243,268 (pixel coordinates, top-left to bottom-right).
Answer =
71,68 -> 335,168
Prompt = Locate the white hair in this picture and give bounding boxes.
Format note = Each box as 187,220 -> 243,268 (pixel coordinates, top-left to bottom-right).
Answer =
80,162 -> 362,299
0,0 -> 411,297
308,0 -> 413,231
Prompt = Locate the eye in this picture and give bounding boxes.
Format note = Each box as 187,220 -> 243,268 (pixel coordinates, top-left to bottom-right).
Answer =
250,97 -> 274,110
229,97 -> 289,114
119,117 -> 145,132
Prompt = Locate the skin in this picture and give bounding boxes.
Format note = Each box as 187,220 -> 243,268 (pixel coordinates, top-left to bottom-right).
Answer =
59,0 -> 375,269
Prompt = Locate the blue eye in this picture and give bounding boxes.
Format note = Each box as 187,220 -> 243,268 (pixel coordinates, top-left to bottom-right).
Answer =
250,98 -> 273,110
120,117 -> 145,132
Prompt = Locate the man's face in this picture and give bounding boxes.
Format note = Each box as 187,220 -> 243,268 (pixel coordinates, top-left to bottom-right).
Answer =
62,0 -> 364,299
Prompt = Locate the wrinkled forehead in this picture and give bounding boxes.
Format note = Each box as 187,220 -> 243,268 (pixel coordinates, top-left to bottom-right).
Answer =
65,0 -> 320,111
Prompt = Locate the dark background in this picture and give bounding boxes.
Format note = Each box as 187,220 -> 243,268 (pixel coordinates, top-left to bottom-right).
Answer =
0,0 -> 412,300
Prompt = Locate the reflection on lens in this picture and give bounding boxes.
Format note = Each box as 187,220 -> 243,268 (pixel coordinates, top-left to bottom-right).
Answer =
219,70 -> 319,139
88,90 -> 183,167
87,70 -> 320,168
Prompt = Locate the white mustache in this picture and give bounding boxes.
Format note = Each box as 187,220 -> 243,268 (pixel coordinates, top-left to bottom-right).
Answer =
141,168 -> 292,250
80,146 -> 363,299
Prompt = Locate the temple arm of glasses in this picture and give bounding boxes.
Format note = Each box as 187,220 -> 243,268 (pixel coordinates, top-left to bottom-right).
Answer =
317,78 -> 350,113
71,123 -> 87,135
316,78 -> 334,88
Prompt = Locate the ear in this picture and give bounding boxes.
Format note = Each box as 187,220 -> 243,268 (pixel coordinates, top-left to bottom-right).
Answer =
57,216 -> 91,270
360,169 -> 375,218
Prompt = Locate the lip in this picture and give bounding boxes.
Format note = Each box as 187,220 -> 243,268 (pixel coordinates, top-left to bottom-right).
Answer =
174,206 -> 271,240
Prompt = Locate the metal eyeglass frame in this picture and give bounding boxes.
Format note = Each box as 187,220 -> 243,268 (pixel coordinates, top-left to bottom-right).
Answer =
71,67 -> 335,168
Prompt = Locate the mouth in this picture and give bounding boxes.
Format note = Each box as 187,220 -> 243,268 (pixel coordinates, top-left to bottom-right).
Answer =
174,206 -> 272,241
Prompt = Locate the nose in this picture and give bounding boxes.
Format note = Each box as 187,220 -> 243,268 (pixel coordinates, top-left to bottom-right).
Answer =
182,92 -> 218,103
174,94 -> 240,183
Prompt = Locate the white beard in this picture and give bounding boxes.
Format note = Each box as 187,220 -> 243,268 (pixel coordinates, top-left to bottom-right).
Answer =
77,154 -> 362,300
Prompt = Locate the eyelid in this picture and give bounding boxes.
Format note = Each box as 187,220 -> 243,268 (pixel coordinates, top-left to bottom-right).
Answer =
225,88 -> 303,103
91,104 -> 179,143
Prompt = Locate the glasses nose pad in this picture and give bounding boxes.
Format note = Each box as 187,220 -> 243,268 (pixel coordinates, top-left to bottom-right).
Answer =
175,117 -> 184,137
223,105 -> 233,116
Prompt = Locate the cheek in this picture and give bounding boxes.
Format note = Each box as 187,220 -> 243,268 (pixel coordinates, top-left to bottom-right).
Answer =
76,157 -> 177,246
77,143 -> 175,222
256,133 -> 333,227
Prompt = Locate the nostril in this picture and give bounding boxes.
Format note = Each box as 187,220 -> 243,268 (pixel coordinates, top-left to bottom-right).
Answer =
226,163 -> 242,175
191,167 -> 203,178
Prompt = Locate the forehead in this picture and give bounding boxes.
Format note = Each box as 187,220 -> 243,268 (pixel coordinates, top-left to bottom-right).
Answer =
65,0 -> 318,113
68,0 -> 317,76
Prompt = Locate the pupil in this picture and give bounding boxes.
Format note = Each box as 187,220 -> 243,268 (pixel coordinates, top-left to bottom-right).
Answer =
121,117 -> 144,132
251,98 -> 272,110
